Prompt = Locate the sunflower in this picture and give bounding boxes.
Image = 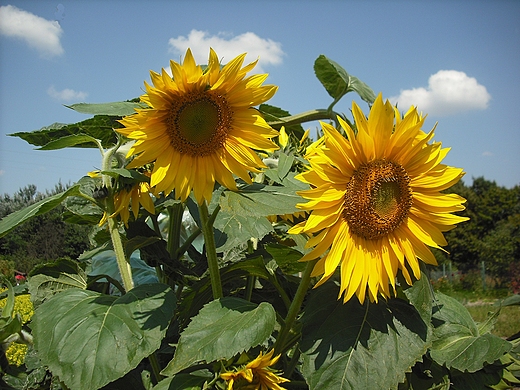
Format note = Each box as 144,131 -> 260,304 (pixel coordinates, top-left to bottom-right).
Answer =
117,48 -> 279,205
99,181 -> 155,227
220,349 -> 289,390
288,94 -> 468,304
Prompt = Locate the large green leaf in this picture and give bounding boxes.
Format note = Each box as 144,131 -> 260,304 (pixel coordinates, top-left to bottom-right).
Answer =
33,284 -> 175,390
429,292 -> 511,373
0,185 -> 81,238
403,270 -> 434,325
37,134 -> 101,150
66,101 -> 146,116
28,258 -> 88,306
314,55 -> 376,104
9,115 -> 121,148
162,297 -> 276,376
300,282 -> 430,390
214,180 -> 307,251
214,213 -> 273,252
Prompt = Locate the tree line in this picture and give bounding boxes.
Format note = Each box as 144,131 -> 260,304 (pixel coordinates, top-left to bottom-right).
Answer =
0,183 -> 91,278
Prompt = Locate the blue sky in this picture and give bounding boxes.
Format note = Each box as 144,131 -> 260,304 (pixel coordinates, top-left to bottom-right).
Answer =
1,0 -> 519,196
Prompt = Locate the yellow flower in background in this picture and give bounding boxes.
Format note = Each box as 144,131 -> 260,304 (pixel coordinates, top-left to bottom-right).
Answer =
99,181 -> 155,227
117,48 -> 279,205
221,349 -> 289,390
278,126 -> 289,148
289,94 -> 468,304
0,292 -> 34,366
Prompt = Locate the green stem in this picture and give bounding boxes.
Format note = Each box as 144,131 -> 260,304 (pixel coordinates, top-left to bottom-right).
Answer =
148,352 -> 163,384
166,203 -> 184,258
107,203 -> 134,292
273,259 -> 316,356
267,109 -> 339,129
198,201 -> 223,299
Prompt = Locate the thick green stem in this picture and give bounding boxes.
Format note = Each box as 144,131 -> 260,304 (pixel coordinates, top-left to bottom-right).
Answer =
267,109 -> 339,130
166,203 -> 184,258
148,352 -> 163,384
98,136 -> 134,291
198,201 -> 223,299
107,205 -> 134,292
273,259 -> 316,356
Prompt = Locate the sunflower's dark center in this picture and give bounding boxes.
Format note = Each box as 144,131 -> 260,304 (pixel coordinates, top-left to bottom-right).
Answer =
166,91 -> 232,156
343,159 -> 412,240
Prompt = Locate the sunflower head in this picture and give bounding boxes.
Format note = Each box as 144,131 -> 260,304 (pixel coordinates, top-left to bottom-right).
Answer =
117,48 -> 279,205
98,179 -> 155,228
289,94 -> 468,304
220,349 -> 289,390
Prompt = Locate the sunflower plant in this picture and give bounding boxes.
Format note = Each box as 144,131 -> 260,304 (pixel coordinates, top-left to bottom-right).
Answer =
0,50 -> 518,390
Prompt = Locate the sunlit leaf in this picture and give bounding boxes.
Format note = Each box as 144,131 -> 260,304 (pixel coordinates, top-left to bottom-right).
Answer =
314,55 -> 376,104
162,297 -> 276,376
66,101 -> 146,116
429,292 -> 511,373
0,185 -> 81,238
9,115 -> 121,148
33,284 -> 175,390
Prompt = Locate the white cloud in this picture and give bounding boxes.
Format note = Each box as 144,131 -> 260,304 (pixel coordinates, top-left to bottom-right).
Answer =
0,4 -> 64,57
47,86 -> 87,102
0,170 -> 5,176
482,151 -> 494,157
168,30 -> 284,73
390,70 -> 491,116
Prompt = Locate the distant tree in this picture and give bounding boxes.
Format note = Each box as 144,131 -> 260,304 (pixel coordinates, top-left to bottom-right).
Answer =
438,177 -> 520,287
0,184 -> 92,275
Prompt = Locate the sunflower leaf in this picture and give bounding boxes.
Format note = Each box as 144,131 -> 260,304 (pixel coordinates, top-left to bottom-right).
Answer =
32,284 -> 175,390
214,179 -> 307,251
37,133 -> 101,150
0,185 -> 81,238
314,55 -> 376,104
300,282 -> 431,390
9,115 -> 121,148
66,101 -> 146,116
429,292 -> 512,373
161,297 -> 276,376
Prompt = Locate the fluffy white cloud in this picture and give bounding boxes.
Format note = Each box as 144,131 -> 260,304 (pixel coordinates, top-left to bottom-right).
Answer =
168,30 -> 284,73
0,4 -> 64,57
390,70 -> 491,116
47,86 -> 87,101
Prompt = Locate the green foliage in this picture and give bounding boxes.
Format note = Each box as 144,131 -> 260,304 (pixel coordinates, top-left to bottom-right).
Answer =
32,284 -> 175,390
438,178 -> 520,287
300,282 -> 431,390
1,53 -> 517,390
314,54 -> 376,106
429,293 -> 511,373
162,298 -> 276,376
9,116 -> 121,149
